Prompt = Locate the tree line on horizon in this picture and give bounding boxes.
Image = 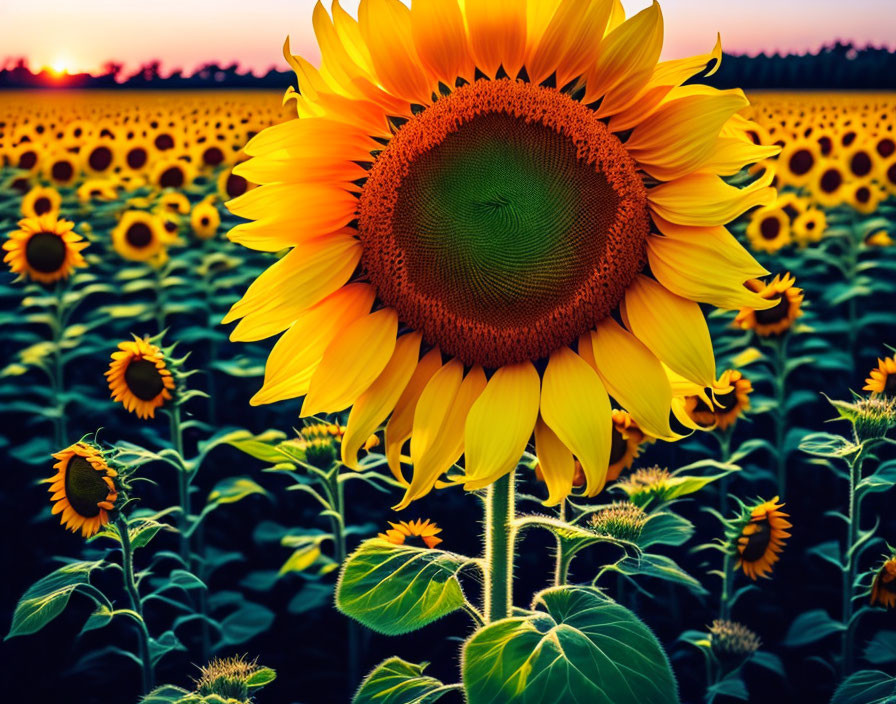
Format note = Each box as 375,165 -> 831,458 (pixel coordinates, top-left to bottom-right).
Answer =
1,42 -> 894,90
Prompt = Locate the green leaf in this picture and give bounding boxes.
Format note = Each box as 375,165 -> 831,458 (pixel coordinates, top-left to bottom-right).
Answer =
784,609 -> 845,647
207,476 -> 267,505
707,674 -> 748,701
831,670 -> 896,704
169,570 -> 207,591
750,651 -> 785,677
354,657 -> 454,704
288,582 -> 334,614
336,539 -> 468,636
863,630 -> 896,665
799,432 -> 859,459
148,630 -> 186,667
279,543 -> 325,575
130,519 -> 171,550
7,560 -> 105,638
462,586 -> 679,704
638,512 -> 695,548
222,429 -> 289,464
80,605 -> 115,634
246,667 -> 277,689
141,685 -> 191,704
216,603 -> 275,647
611,553 -> 707,596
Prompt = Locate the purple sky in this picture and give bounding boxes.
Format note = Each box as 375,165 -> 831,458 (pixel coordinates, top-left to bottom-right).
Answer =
3,0 -> 895,76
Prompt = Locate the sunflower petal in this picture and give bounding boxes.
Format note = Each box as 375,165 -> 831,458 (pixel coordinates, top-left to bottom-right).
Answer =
342,332 -> 422,469
590,318 -> 674,439
648,171 -> 775,226
526,0 -> 612,86
411,0 -> 473,85
622,275 -> 716,388
463,362 -> 541,490
464,0 -> 527,78
301,308 -> 398,415
540,346 -> 612,496
250,284 -> 375,405
534,416 -> 576,506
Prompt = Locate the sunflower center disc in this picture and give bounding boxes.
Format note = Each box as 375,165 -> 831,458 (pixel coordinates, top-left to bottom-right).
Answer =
64,456 -> 108,517
125,358 -> 165,400
126,223 -> 153,248
25,232 -> 66,273
740,519 -> 772,562
359,79 -> 649,368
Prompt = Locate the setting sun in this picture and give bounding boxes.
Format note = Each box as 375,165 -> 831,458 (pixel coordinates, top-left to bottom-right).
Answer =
49,56 -> 71,75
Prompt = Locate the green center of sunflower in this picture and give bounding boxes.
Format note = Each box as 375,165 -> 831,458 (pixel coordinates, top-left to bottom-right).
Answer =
64,455 -> 109,518
125,358 -> 165,400
740,518 -> 772,562
359,79 -> 649,368
25,231 -> 66,273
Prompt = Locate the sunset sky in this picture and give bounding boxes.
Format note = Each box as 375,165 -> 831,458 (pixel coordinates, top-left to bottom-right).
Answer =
3,0 -> 895,76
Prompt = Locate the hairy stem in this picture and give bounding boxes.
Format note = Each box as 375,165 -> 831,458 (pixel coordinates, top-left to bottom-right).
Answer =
484,471 -> 515,622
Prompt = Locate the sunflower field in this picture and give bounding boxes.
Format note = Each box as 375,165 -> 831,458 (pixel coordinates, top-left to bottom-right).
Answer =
1,3 -> 896,704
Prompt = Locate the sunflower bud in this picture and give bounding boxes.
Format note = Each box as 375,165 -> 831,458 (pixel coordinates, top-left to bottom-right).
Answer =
830,395 -> 896,443
614,465 -> 673,507
708,619 -> 761,665
281,423 -> 345,469
194,656 -> 274,703
589,501 -> 648,542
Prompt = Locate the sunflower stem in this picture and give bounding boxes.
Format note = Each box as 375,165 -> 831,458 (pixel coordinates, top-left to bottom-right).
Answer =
719,549 -> 733,621
841,452 -> 864,677
116,514 -> 154,693
770,336 -> 788,497
169,405 -> 190,565
329,464 -> 360,690
716,427 -> 733,515
484,470 -> 515,622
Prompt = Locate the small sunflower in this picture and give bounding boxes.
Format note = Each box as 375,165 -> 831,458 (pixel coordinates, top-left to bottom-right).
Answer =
734,273 -> 804,337
150,159 -> 194,190
217,166 -> 252,200
791,208 -> 826,247
745,204 -> 791,253
76,179 -> 118,204
846,180 -> 884,215
105,336 -> 176,419
810,159 -> 847,207
777,139 -> 819,186
43,151 -> 80,187
843,141 -> 877,181
865,231 -> 893,247
191,201 -> 221,240
21,185 -> 61,218
3,215 -> 88,284
871,554 -> 896,609
683,368 -> 752,431
81,139 -> 117,176
732,496 -> 791,580
608,409 -> 649,481
378,518 -> 443,549
158,191 -> 191,215
121,141 -> 151,173
111,210 -> 166,262
47,441 -> 120,538
865,356 -> 896,397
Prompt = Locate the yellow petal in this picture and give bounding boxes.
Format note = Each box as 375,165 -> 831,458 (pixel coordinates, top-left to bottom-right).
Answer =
534,416 -> 575,506
341,332 -> 422,469
525,0 -> 612,87
464,0 -> 527,78
626,89 -> 748,181
395,363 -> 486,509
584,1 -> 663,107
243,118 -> 375,159
359,0 -> 433,104
589,318 -> 674,439
301,308 -> 398,415
411,0 -> 473,85
250,284 -> 375,405
384,347 -> 443,482
226,183 -> 357,234
224,234 -> 362,337
647,217 -> 775,310
696,138 -> 781,177
648,171 -> 775,227
463,362 -> 541,490
232,153 -> 367,186
540,346 -> 612,496
622,275 -> 715,388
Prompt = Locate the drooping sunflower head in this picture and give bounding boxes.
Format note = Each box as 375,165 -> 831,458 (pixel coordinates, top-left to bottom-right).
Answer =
870,552 -> 896,609
708,619 -> 761,663
3,215 -> 88,284
730,496 -> 791,580
105,335 -> 177,419
734,273 -> 804,337
589,500 -> 647,542
111,210 -> 167,262
225,0 -> 778,508
607,409 -> 650,480
47,441 -> 120,538
865,356 -> 896,398
378,518 -> 443,549
21,185 -> 61,219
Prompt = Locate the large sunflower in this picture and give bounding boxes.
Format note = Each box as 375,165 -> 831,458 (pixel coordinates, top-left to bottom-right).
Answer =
225,0 -> 777,508
47,441 -> 119,538
106,336 -> 176,419
3,215 -> 88,284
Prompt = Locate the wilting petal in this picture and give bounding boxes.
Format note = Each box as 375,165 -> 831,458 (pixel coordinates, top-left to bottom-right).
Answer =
534,416 -> 576,506
590,318 -> 674,439
622,275 -> 716,388
250,284 -> 375,404
342,332 -> 422,469
463,362 -> 541,490
540,347 -> 612,496
301,308 -> 398,415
